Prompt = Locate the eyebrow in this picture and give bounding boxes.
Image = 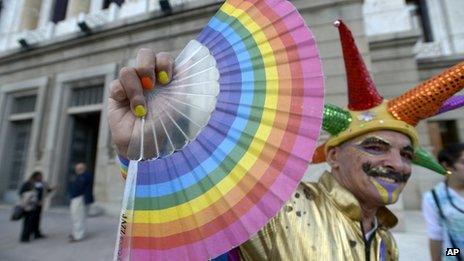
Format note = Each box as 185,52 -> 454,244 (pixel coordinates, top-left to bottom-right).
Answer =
356,136 -> 391,146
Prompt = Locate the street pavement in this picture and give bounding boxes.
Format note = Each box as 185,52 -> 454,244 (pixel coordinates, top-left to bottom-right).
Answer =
0,205 -> 431,261
0,205 -> 117,261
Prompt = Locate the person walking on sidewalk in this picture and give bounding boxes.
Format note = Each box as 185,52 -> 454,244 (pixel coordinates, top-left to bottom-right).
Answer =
68,162 -> 92,242
31,171 -> 53,239
18,172 -> 40,242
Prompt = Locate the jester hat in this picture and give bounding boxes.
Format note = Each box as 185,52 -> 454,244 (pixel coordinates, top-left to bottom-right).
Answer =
312,20 -> 464,175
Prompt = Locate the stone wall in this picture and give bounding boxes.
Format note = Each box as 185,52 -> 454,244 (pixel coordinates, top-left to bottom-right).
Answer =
1,0 -> 459,217
0,0 -> 368,215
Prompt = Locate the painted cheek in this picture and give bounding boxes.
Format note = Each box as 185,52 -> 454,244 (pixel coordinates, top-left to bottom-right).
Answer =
349,146 -> 376,164
355,146 -> 375,157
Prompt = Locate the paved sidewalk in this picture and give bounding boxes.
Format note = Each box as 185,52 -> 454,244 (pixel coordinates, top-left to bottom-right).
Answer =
0,205 -> 118,261
393,210 -> 431,261
0,206 -> 431,261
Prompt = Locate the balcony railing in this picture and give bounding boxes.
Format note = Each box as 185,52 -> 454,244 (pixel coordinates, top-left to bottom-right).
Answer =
0,0 -> 204,54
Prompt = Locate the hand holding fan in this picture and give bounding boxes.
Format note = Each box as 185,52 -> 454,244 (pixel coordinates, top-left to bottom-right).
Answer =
111,0 -> 325,260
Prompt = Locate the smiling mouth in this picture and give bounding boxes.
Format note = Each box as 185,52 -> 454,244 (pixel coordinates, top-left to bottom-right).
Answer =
374,176 -> 397,184
362,162 -> 411,183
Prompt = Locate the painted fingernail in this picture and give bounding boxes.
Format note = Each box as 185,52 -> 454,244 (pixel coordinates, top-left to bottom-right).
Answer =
141,76 -> 153,90
134,105 -> 146,117
158,71 -> 169,85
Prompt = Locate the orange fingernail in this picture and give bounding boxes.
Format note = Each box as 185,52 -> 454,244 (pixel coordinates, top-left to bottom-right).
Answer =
141,76 -> 153,90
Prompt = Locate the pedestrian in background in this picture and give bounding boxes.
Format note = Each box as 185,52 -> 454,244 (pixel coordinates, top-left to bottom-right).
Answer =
68,162 -> 92,242
82,165 -> 100,216
31,171 -> 53,239
18,172 -> 39,242
422,143 -> 464,261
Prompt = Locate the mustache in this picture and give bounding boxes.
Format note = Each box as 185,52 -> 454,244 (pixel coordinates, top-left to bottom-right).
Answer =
362,162 -> 411,183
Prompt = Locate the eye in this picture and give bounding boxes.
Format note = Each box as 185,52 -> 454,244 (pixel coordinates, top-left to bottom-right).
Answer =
400,151 -> 413,161
362,144 -> 386,152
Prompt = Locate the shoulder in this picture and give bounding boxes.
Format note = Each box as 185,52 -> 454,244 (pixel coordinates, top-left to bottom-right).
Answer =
268,182 -> 324,223
276,181 -> 326,221
20,181 -> 32,191
421,184 -> 442,223
423,182 -> 445,201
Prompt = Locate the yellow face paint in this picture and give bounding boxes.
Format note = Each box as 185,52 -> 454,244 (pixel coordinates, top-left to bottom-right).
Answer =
370,177 -> 400,204
371,178 -> 389,203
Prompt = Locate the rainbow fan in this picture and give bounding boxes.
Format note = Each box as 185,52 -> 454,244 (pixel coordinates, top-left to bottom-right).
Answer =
114,0 -> 325,260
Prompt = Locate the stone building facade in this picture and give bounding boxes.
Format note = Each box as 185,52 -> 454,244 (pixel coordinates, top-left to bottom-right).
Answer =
0,0 -> 462,215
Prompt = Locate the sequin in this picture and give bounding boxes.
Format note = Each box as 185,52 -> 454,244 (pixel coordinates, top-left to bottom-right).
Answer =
388,62 -> 464,126
322,104 -> 352,135
335,20 -> 383,111
238,173 -> 399,260
357,111 -> 376,122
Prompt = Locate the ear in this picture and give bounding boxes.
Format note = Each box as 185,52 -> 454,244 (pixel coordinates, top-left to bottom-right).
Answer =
326,146 -> 340,169
440,161 -> 454,171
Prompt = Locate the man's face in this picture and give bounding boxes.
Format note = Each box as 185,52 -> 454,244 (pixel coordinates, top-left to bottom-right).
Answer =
451,152 -> 464,183
74,163 -> 86,175
328,130 -> 413,206
35,173 -> 43,182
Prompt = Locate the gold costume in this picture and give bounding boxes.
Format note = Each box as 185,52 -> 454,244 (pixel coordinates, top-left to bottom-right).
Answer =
238,172 -> 399,261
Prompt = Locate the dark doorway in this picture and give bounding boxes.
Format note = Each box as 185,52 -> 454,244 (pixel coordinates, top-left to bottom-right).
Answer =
57,112 -> 100,205
427,120 -> 460,156
6,120 -> 33,190
2,120 -> 33,204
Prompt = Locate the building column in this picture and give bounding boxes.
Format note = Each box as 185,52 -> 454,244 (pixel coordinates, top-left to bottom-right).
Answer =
425,0 -> 452,55
90,0 -> 105,14
66,0 -> 90,18
19,0 -> 43,30
0,0 -> 19,33
38,0 -> 55,28
363,0 -> 412,36
442,0 -> 464,54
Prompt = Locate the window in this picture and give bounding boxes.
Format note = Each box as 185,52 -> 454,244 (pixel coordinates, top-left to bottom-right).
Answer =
4,93 -> 37,190
6,120 -> 32,189
70,85 -> 103,107
406,0 -> 433,42
103,0 -> 124,9
427,120 -> 459,155
52,0 -> 68,23
12,95 -> 36,114
0,0 -> 4,21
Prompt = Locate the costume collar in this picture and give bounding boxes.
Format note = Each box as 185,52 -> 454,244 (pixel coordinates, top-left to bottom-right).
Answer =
319,171 -> 398,229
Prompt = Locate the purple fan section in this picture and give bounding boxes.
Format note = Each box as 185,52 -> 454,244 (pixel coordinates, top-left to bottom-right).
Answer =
436,95 -> 464,115
137,27 -> 242,185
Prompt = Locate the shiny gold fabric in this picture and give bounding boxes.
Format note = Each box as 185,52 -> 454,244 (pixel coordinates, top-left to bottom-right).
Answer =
238,172 -> 399,261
